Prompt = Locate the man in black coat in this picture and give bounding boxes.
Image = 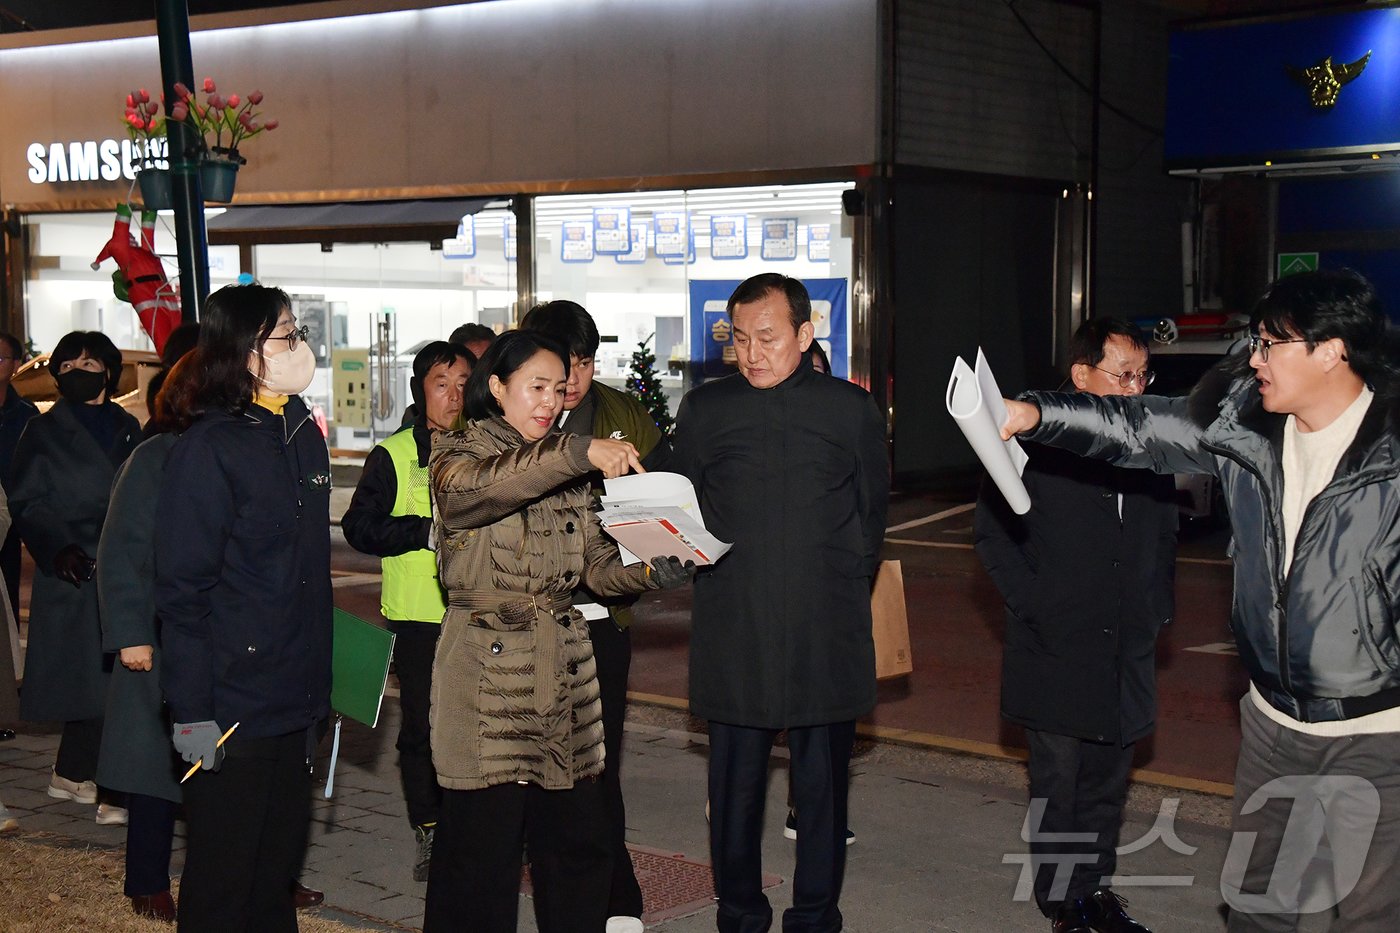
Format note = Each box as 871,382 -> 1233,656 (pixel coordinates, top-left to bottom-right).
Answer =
673,273 -> 887,933
974,319 -> 1177,933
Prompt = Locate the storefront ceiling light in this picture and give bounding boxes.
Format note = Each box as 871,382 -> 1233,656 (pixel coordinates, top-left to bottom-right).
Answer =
154,207 -> 226,218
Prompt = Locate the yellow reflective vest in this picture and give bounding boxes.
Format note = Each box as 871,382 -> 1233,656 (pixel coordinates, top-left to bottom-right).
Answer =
378,428 -> 447,623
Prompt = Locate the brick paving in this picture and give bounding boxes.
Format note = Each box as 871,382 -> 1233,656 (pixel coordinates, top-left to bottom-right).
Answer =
0,697 -> 1260,932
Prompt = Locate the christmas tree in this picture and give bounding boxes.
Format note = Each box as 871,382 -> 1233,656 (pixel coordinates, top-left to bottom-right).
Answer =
626,332 -> 674,436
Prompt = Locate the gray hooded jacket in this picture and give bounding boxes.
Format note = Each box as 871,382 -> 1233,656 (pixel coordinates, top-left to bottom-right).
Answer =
1025,362 -> 1400,724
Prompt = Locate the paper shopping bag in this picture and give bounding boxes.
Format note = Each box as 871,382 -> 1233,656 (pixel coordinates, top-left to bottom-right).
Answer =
871,560 -> 913,680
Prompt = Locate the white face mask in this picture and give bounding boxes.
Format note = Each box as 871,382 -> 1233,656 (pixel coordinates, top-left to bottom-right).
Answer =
255,341 -> 316,396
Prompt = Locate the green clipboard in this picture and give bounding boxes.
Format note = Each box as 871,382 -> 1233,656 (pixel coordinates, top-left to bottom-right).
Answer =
331,608 -> 396,728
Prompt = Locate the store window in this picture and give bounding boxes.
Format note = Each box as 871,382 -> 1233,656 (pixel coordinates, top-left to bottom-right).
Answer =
24,209 -> 241,355
533,182 -> 856,413
252,206 -> 516,450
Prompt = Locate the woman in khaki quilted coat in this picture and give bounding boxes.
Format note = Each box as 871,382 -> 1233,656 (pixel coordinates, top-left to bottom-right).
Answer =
423,330 -> 692,933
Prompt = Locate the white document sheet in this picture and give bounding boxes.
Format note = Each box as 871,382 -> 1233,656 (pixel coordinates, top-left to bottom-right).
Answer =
945,348 -> 1032,515
602,472 -> 700,515
599,505 -> 732,566
599,472 -> 729,566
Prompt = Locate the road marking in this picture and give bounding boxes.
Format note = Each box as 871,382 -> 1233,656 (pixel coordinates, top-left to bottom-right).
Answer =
885,538 -> 973,549
885,502 -> 977,533
626,691 -> 1234,797
332,572 -> 383,589
884,538 -> 1233,568
1184,642 -> 1239,655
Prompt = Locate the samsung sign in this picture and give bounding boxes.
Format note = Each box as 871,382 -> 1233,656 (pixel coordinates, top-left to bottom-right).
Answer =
26,138 -> 168,184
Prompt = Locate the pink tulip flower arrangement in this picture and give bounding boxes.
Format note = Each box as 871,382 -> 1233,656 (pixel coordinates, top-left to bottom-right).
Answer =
170,77 -> 279,160
123,89 -> 166,145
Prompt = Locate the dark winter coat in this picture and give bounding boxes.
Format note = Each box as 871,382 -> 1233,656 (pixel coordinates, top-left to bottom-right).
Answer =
0,488 -> 18,724
428,417 -> 656,789
0,385 -> 38,488
973,443 -> 1178,745
1026,363 -> 1400,723
95,434 -> 183,802
672,357 -> 889,729
156,397 -> 333,740
11,399 -> 140,722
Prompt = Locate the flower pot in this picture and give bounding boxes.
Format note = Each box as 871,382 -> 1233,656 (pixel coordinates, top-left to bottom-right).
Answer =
200,160 -> 239,203
135,168 -> 173,210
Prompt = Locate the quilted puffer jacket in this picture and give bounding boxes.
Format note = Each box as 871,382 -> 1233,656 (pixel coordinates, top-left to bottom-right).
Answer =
1025,360 -> 1400,724
428,417 -> 654,790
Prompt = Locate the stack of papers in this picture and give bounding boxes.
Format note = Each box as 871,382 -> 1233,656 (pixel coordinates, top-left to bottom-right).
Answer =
599,472 -> 732,566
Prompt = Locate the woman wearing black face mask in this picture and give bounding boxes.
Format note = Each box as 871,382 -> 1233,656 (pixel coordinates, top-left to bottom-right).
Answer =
9,330 -> 140,823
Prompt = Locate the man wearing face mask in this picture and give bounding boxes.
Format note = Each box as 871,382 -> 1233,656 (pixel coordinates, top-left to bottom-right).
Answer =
10,330 -> 140,824
156,285 -> 334,932
343,340 -> 473,882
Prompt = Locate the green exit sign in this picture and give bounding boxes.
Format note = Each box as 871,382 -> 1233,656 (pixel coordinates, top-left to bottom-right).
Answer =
1277,252 -> 1318,278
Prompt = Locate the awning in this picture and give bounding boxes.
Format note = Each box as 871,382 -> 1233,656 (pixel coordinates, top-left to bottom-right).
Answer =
205,197 -> 498,246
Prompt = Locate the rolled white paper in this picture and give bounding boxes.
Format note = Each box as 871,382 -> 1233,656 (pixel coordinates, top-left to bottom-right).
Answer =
946,348 -> 1031,515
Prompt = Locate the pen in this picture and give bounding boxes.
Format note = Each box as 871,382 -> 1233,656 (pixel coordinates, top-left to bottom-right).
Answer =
180,721 -> 240,783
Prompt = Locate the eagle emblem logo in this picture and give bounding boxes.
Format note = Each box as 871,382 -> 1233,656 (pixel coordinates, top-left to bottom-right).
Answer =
1287,51 -> 1371,110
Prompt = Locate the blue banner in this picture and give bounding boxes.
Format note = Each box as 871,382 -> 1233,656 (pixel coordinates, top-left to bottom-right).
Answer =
687,277 -> 848,382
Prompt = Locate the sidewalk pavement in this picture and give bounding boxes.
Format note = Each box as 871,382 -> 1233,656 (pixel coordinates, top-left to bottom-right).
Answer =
1,698 -> 1284,933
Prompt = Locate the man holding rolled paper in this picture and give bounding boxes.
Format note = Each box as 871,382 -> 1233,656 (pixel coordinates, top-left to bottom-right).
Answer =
974,318 -> 1176,933
999,270 -> 1400,932
673,273 -> 887,933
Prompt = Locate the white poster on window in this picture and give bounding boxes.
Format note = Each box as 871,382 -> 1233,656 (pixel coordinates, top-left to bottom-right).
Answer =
654,211 -> 688,257
593,206 -> 631,255
615,221 -> 648,264
561,220 -> 594,263
761,217 -> 797,261
710,214 -> 748,260
442,214 -> 476,259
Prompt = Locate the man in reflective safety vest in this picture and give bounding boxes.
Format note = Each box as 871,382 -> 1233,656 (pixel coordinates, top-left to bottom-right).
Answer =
342,340 -> 472,883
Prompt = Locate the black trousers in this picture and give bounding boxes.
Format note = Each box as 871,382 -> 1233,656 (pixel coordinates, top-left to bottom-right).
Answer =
55,716 -> 103,783
1024,729 -> 1135,916
388,619 -> 442,827
587,615 -> 643,918
709,720 -> 855,933
125,792 -> 177,896
177,730 -> 312,933
423,779 -> 612,933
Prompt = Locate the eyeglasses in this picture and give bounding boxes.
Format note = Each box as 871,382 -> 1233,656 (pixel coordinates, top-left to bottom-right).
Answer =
265,324 -> 310,351
1248,334 -> 1308,362
1092,365 -> 1155,389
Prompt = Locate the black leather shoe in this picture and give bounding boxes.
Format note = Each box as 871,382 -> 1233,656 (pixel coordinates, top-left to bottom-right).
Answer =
131,890 -> 176,923
1086,889 -> 1152,933
1052,898 -> 1094,933
0,728 -> 14,741
291,881 -> 324,909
